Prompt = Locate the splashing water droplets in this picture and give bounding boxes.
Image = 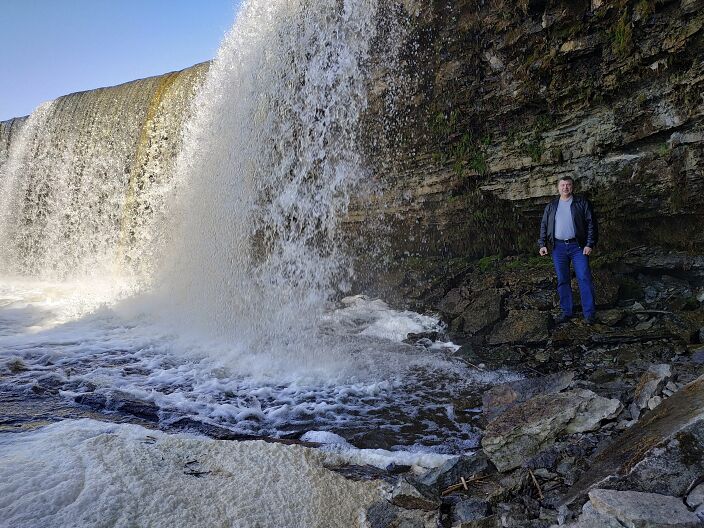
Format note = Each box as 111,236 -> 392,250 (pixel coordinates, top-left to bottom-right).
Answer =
156,0 -> 378,355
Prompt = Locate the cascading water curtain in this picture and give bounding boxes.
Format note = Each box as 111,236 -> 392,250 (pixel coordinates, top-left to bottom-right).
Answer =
157,0 -> 380,354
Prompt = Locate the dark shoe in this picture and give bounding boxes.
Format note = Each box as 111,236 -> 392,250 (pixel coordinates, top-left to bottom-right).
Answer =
585,316 -> 597,325
555,313 -> 572,324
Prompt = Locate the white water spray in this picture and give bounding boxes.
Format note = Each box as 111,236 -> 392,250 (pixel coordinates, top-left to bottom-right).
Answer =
156,0 -> 379,354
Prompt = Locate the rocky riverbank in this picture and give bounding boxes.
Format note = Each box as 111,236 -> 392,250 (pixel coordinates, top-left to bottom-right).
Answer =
337,248 -> 704,526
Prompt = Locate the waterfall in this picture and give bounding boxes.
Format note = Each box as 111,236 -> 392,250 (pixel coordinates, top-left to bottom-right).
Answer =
154,0 -> 380,354
0,64 -> 208,285
0,0 -> 393,363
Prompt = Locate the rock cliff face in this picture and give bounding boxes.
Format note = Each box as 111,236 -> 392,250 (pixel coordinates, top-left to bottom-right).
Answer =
355,0 -> 704,278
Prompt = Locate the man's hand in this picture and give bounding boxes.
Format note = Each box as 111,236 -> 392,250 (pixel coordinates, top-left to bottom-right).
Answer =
539,247 -> 548,256
583,246 -> 592,256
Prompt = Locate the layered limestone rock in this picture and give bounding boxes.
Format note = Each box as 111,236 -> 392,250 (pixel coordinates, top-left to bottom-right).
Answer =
354,0 -> 704,292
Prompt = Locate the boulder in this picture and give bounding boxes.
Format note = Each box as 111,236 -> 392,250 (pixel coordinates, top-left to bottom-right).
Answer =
562,374 -> 704,506
588,489 -> 701,528
415,453 -> 492,491
459,289 -> 503,334
451,498 -> 493,527
557,501 -> 625,528
438,288 -> 471,318
389,477 -> 441,511
685,482 -> 704,509
630,364 -> 672,420
487,310 -> 550,345
363,500 -> 438,528
481,389 -> 622,472
482,371 -> 574,421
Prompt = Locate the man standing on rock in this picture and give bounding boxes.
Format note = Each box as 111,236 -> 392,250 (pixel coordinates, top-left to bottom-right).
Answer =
538,176 -> 598,324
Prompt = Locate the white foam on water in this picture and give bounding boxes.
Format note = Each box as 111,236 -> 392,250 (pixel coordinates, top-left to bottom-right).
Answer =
0,418 -> 382,528
0,279 -> 519,451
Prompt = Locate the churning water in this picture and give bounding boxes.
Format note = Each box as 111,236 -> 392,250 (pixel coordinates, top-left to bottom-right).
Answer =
0,0 -> 516,452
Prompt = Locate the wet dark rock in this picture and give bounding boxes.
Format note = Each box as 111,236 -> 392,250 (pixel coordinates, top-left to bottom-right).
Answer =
487,310 -> 550,345
562,374 -> 704,506
587,489 -> 700,527
362,500 -> 437,528
415,453 -> 493,492
74,391 -> 159,422
5,358 -> 28,373
437,288 -> 471,319
403,331 -> 439,345
458,289 -> 503,335
30,374 -> 65,395
74,392 -> 108,409
389,477 -> 441,511
482,371 -> 574,421
386,463 -> 413,475
451,498 -> 492,526
325,464 -> 397,483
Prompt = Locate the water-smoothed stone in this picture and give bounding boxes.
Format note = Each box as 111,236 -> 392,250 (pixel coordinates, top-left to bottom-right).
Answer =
588,489 -> 701,527
389,477 -> 441,511
482,371 -> 574,421
415,453 -> 493,491
482,390 -> 622,472
487,310 -> 550,345
562,374 -> 704,506
74,391 -> 160,422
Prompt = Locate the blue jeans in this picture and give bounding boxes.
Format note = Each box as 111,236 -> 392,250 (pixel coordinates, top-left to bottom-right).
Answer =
552,241 -> 596,318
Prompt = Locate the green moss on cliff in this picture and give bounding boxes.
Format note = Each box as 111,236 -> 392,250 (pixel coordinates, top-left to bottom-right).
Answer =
612,12 -> 633,57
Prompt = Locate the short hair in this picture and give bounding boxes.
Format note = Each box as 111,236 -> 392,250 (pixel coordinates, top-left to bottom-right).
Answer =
557,176 -> 574,185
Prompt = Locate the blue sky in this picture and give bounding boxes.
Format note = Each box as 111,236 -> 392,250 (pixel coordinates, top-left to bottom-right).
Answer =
1,1 -> 242,120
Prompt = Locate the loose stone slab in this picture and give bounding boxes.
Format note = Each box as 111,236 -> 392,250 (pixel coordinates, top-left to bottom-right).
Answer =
482,371 -> 574,420
481,389 -> 621,472
588,489 -> 701,528
562,374 -> 704,506
389,477 -> 441,511
556,501 -> 627,528
415,453 -> 492,491
460,289 -> 503,334
487,310 -> 550,345
630,364 -> 671,420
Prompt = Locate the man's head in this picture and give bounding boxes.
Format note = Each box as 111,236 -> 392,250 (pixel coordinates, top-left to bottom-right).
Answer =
557,176 -> 574,199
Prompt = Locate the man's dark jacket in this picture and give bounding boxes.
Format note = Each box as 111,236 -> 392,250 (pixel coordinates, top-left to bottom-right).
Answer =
538,195 -> 598,249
